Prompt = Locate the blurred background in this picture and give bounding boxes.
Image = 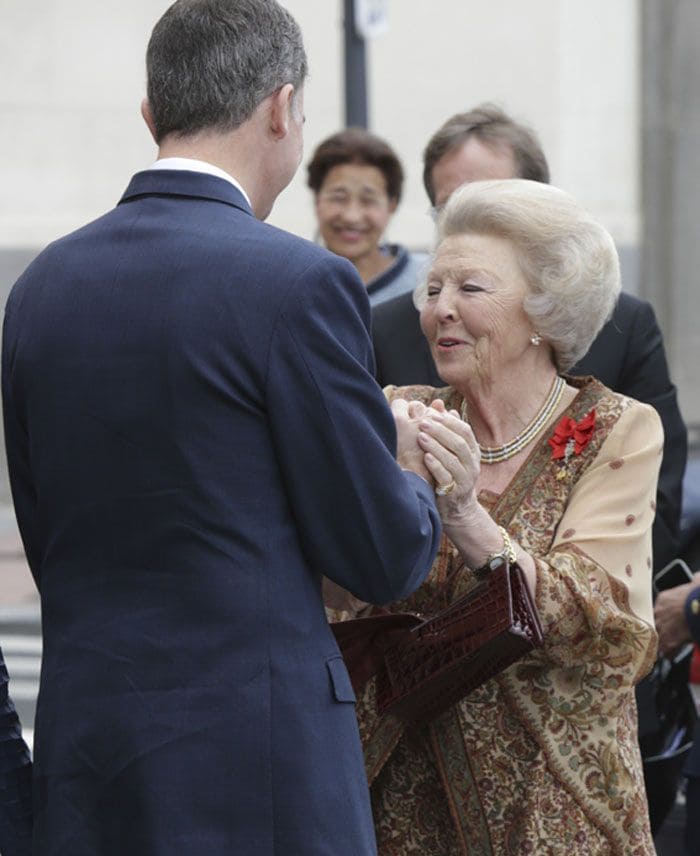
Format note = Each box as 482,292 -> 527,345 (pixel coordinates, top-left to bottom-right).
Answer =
0,2 -> 698,850
2,1 -> 699,439
2,1 -> 643,274
6,1 -> 637,246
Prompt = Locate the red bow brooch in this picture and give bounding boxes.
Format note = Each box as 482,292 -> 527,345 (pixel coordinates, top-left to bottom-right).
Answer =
548,409 -> 596,478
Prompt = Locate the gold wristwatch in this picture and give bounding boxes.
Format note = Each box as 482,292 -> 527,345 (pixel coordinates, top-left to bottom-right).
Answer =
474,526 -> 517,574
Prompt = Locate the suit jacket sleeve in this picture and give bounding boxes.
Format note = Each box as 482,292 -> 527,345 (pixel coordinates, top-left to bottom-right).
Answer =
615,300 -> 686,571
266,255 -> 441,605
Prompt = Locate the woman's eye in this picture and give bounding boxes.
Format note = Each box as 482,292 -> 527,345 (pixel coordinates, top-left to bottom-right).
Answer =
461,282 -> 482,293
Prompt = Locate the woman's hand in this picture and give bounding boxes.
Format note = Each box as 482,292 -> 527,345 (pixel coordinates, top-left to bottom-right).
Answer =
416,405 -> 481,524
416,405 -> 538,599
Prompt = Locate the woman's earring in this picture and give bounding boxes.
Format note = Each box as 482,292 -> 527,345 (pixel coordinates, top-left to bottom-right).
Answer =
530,333 -> 542,346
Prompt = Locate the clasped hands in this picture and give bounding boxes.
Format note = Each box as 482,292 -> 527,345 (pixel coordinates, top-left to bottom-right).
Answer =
323,400 -> 482,615
392,398 -> 480,521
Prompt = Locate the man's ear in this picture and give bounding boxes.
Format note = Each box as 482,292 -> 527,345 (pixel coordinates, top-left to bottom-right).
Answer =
141,98 -> 159,143
268,84 -> 295,140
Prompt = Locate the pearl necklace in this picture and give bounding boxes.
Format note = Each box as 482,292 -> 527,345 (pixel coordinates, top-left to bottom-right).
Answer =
476,375 -> 566,465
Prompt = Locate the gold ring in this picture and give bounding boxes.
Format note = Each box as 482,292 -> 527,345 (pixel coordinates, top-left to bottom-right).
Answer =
435,479 -> 456,496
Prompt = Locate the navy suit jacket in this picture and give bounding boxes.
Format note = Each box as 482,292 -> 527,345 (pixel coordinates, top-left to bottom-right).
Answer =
372,289 -> 687,571
2,170 -> 441,855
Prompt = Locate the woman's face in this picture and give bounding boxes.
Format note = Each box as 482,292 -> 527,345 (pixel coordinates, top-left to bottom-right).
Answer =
314,163 -> 397,263
420,232 -> 534,390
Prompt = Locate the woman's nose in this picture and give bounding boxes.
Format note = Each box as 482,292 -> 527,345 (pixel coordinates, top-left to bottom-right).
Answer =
434,288 -> 457,319
340,198 -> 363,222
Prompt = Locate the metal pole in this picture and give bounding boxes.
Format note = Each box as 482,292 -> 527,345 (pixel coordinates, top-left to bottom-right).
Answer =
343,0 -> 368,128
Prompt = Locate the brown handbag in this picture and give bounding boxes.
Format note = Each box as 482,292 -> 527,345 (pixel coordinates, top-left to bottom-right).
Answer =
331,558 -> 544,726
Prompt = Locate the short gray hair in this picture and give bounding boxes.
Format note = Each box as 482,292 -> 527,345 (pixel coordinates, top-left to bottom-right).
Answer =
146,0 -> 308,142
416,179 -> 620,373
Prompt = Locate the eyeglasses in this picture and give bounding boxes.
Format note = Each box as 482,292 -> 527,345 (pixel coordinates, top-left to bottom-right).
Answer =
427,203 -> 446,223
317,192 -> 386,209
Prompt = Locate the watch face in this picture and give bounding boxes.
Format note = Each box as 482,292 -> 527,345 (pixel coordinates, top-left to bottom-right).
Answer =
475,555 -> 507,576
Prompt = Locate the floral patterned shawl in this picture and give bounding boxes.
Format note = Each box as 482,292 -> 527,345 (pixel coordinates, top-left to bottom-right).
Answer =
350,377 -> 661,855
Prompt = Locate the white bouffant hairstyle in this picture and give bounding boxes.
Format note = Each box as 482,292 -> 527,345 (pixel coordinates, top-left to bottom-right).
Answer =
414,179 -> 621,373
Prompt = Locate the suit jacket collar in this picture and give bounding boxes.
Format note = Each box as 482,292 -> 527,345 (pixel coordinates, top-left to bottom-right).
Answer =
119,169 -> 254,217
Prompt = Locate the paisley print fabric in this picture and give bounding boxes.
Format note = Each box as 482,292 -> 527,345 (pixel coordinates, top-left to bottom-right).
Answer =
352,378 -> 661,855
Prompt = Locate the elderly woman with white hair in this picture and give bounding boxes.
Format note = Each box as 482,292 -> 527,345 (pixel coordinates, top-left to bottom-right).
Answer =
332,179 -> 660,854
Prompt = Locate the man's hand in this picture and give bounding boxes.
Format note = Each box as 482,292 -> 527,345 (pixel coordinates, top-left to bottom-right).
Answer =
654,572 -> 700,656
392,399 -> 435,484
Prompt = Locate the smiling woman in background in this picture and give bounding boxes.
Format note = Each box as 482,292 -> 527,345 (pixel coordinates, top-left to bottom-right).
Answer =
307,128 -> 428,306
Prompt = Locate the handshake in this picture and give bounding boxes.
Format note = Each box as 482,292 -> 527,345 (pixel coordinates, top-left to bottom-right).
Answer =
391,398 -> 478,500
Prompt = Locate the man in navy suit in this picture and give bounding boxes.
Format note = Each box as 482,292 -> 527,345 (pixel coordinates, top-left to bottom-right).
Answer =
372,104 -> 687,574
1,2 -> 441,853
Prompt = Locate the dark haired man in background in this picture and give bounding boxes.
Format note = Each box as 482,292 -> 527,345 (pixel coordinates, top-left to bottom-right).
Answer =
2,1 -> 440,852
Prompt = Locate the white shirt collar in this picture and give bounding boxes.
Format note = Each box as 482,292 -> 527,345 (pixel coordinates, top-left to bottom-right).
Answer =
148,157 -> 251,207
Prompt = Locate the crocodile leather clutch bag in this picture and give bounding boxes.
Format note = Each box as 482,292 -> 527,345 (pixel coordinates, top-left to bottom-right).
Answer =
331,559 -> 543,725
